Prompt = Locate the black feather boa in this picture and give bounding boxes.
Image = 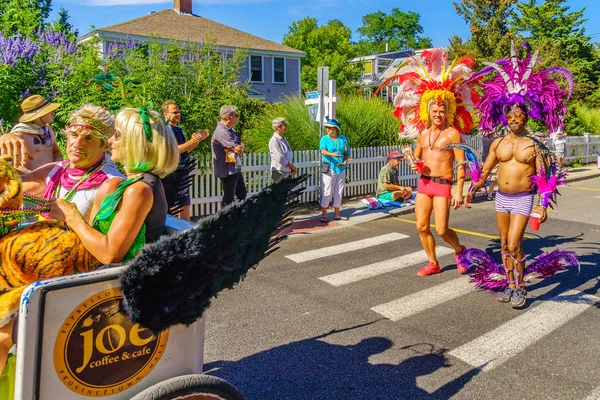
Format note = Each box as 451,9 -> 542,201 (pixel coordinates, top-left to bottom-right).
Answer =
120,175 -> 308,334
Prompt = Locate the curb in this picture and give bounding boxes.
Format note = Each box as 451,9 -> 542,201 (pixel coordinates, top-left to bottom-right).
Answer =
290,171 -> 599,235
564,172 -> 600,184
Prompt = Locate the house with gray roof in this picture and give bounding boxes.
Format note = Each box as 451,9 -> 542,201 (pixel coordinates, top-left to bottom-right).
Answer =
79,0 -> 305,102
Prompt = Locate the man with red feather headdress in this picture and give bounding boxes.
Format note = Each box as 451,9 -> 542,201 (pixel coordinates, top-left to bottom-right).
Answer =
379,48 -> 480,276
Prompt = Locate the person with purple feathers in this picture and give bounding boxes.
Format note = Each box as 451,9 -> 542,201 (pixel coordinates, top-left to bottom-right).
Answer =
463,42 -> 576,309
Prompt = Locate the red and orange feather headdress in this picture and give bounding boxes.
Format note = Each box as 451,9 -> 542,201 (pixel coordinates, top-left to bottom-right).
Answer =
376,49 -> 479,139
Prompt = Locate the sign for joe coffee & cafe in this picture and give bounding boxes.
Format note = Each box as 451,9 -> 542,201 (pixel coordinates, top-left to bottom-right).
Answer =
54,288 -> 169,397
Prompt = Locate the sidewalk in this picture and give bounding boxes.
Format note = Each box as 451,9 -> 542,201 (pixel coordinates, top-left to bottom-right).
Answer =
283,164 -> 600,237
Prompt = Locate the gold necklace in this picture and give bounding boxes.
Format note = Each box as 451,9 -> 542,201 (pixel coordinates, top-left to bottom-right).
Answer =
509,134 -> 527,147
429,129 -> 442,150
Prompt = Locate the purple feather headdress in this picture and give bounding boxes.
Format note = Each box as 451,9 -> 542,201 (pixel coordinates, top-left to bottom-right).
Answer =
473,42 -> 573,136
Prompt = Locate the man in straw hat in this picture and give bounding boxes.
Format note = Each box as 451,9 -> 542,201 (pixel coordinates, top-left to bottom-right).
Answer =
0,95 -> 63,173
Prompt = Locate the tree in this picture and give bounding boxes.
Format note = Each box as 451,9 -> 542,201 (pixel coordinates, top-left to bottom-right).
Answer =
52,7 -> 78,39
283,17 -> 361,93
512,0 -> 599,102
0,0 -> 52,36
355,8 -> 432,56
450,0 -> 518,63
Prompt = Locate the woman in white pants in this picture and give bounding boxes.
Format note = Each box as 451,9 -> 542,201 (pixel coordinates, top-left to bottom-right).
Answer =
319,118 -> 350,222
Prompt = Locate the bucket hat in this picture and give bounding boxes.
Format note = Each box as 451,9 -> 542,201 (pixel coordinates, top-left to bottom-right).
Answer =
18,95 -> 60,123
323,118 -> 341,131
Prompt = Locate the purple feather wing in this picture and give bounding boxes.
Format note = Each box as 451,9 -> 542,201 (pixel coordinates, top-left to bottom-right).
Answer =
524,249 -> 579,281
457,248 -> 506,292
440,142 -> 482,182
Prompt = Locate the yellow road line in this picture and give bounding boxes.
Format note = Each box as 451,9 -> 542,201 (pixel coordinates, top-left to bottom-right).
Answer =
562,186 -> 600,192
393,217 -> 534,239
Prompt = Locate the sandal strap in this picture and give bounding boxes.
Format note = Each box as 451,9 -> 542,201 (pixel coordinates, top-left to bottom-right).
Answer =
503,253 -> 527,264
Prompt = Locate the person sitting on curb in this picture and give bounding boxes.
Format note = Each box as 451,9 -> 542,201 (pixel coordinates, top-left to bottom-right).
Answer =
1,95 -> 63,173
376,150 -> 413,203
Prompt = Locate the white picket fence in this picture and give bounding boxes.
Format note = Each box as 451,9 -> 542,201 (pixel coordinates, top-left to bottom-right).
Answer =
189,137 -> 481,217
563,134 -> 600,164
188,135 -> 599,217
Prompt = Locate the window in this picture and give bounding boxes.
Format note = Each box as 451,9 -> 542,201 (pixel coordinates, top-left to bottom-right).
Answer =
391,86 -> 399,101
380,86 -> 388,100
250,55 -> 263,82
273,57 -> 286,83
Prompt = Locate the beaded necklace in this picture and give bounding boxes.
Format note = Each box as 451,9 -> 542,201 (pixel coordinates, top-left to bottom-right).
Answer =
0,161 -> 104,236
53,160 -> 105,201
0,196 -> 51,236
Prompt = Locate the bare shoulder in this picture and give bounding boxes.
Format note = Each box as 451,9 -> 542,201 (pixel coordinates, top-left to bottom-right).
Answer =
491,136 -> 504,148
443,126 -> 461,142
28,162 -> 60,177
124,180 -> 153,199
98,177 -> 125,196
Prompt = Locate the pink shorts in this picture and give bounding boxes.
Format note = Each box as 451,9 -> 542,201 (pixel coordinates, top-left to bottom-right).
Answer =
418,176 -> 452,199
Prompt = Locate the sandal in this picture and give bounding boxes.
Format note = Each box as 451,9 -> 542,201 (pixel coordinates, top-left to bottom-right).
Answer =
319,216 -> 328,223
511,287 -> 527,309
498,286 -> 514,303
333,216 -> 349,221
499,261 -> 515,303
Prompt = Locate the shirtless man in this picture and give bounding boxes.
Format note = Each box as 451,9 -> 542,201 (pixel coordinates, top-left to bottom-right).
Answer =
1,95 -> 63,173
413,102 -> 468,277
464,104 -> 548,308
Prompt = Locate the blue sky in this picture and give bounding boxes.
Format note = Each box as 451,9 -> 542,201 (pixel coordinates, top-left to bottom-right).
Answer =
53,0 -> 600,47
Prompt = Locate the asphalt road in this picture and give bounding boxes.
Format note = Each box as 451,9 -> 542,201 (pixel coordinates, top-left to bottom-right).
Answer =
203,177 -> 600,400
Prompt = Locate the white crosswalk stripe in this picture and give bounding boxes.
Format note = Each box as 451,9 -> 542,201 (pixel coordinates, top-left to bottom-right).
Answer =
449,289 -> 599,371
319,246 -> 455,286
286,232 -> 409,263
371,276 -> 472,320
584,385 -> 600,400
292,230 -> 595,381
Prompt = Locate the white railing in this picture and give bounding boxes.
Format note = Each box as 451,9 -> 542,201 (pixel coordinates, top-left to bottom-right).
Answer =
562,134 -> 600,164
189,135 -> 599,217
190,137 -> 481,217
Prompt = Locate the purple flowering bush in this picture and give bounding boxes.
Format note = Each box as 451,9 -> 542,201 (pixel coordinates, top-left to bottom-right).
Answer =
0,29 -> 93,125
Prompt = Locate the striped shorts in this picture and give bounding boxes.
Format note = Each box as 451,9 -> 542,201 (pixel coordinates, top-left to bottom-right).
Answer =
495,190 -> 535,217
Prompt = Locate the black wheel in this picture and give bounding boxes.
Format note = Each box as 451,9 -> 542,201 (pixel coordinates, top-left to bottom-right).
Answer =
130,374 -> 245,400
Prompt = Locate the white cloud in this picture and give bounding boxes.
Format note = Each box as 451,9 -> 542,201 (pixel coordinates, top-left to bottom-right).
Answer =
85,0 -> 271,5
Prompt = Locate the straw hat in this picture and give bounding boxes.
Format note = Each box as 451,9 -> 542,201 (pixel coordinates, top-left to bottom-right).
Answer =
18,95 -> 60,123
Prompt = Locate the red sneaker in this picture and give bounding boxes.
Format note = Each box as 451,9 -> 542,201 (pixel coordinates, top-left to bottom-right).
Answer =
417,261 -> 441,277
455,245 -> 468,274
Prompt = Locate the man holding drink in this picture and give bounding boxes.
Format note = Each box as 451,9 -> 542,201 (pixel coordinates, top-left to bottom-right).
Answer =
385,49 -> 478,277
463,42 -> 572,308
409,102 -> 469,277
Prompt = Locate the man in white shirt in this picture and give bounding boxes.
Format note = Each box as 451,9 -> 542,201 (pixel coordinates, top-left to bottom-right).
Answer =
551,129 -> 567,168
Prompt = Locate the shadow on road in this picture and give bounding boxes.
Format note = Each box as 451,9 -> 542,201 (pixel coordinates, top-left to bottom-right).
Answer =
205,322 -> 482,399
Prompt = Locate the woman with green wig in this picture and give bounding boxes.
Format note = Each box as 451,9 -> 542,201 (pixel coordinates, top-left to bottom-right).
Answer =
48,107 -> 179,263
